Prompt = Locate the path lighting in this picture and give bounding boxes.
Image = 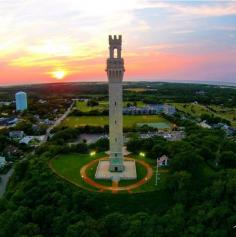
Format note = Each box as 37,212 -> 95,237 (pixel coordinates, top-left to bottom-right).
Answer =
90,151 -> 96,156
139,152 -> 145,157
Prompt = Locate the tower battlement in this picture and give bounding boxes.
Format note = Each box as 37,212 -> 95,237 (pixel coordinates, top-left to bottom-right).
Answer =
109,35 -> 122,46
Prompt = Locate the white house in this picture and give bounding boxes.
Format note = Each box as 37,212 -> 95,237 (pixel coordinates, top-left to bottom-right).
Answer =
158,155 -> 169,167
199,120 -> 211,129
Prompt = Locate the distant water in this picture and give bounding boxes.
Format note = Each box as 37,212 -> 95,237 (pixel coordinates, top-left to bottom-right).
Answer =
148,80 -> 236,87
131,79 -> 236,87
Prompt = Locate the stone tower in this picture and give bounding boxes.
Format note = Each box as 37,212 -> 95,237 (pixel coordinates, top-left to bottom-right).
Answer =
106,35 -> 125,172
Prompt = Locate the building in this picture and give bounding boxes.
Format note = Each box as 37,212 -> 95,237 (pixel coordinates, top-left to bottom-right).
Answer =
199,120 -> 212,129
15,91 -> 27,111
9,130 -> 24,139
0,156 -> 6,168
0,101 -> 11,106
19,135 -> 44,145
123,104 -> 176,115
158,155 -> 168,167
107,35 -> 125,172
95,35 -> 136,181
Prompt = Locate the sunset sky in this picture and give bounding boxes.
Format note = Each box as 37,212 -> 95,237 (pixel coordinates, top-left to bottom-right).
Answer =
0,0 -> 236,85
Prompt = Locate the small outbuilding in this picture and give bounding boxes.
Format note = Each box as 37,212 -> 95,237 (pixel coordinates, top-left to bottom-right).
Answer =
158,155 -> 169,167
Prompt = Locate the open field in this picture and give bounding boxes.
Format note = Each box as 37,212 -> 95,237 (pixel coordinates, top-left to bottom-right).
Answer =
208,105 -> 236,127
76,100 -> 146,112
172,102 -> 236,127
61,115 -> 171,128
172,103 -> 210,117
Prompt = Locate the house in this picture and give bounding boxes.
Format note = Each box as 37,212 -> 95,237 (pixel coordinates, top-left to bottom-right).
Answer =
44,119 -> 54,125
20,135 -> 44,145
9,130 -> 25,139
221,125 -> 236,136
0,117 -> 18,126
39,99 -> 47,104
199,120 -> 211,129
196,90 -> 206,95
158,155 -> 169,167
0,156 -> 6,168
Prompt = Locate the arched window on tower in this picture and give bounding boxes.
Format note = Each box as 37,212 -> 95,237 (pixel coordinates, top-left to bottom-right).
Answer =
113,48 -> 118,58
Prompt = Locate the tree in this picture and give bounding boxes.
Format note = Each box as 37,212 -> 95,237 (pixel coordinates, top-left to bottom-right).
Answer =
219,151 -> 236,169
170,150 -> 203,176
87,99 -> 99,107
89,138 -> 109,152
75,143 -> 88,154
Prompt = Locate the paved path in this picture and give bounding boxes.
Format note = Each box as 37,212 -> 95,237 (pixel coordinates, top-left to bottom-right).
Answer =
80,157 -> 153,193
112,181 -> 119,194
0,168 -> 14,198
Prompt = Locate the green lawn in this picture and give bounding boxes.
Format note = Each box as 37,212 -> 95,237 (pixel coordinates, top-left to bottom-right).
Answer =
50,153 -> 105,191
208,105 -> 236,127
76,101 -> 108,112
62,115 -> 170,128
172,103 -> 210,117
76,100 -> 146,112
172,102 -> 236,127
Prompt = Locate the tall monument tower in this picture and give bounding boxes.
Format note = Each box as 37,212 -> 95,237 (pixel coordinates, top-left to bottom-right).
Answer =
106,35 -> 125,172
95,35 -> 136,181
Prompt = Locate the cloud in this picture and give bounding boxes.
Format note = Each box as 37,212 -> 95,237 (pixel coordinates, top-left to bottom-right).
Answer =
0,0 -> 236,84
138,1 -> 236,17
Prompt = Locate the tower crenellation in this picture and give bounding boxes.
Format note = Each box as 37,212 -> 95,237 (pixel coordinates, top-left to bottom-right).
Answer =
109,35 -> 122,45
108,35 -> 122,59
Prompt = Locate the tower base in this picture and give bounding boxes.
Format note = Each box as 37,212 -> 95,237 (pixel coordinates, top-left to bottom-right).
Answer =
109,164 -> 124,172
95,159 -> 137,181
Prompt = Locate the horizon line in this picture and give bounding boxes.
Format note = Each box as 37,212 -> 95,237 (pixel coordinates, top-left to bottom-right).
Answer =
1,79 -> 236,89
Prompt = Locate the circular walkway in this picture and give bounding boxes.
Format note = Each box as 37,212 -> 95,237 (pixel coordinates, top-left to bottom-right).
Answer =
80,157 -> 153,193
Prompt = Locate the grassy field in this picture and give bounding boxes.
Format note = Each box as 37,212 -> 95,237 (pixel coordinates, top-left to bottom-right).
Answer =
172,103 -> 210,117
50,153 -> 105,191
50,152 -> 167,193
172,102 -> 236,127
61,115 -> 170,128
76,100 -> 146,112
208,105 -> 236,127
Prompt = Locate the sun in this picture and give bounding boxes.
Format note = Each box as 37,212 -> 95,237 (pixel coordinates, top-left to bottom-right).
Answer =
52,70 -> 66,80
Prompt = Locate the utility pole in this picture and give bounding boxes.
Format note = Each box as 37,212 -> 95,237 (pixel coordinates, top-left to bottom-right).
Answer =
155,157 -> 160,186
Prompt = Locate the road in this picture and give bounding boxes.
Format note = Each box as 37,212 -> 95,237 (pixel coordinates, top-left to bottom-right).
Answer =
0,100 -> 75,198
0,168 -> 14,198
40,100 -> 75,144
